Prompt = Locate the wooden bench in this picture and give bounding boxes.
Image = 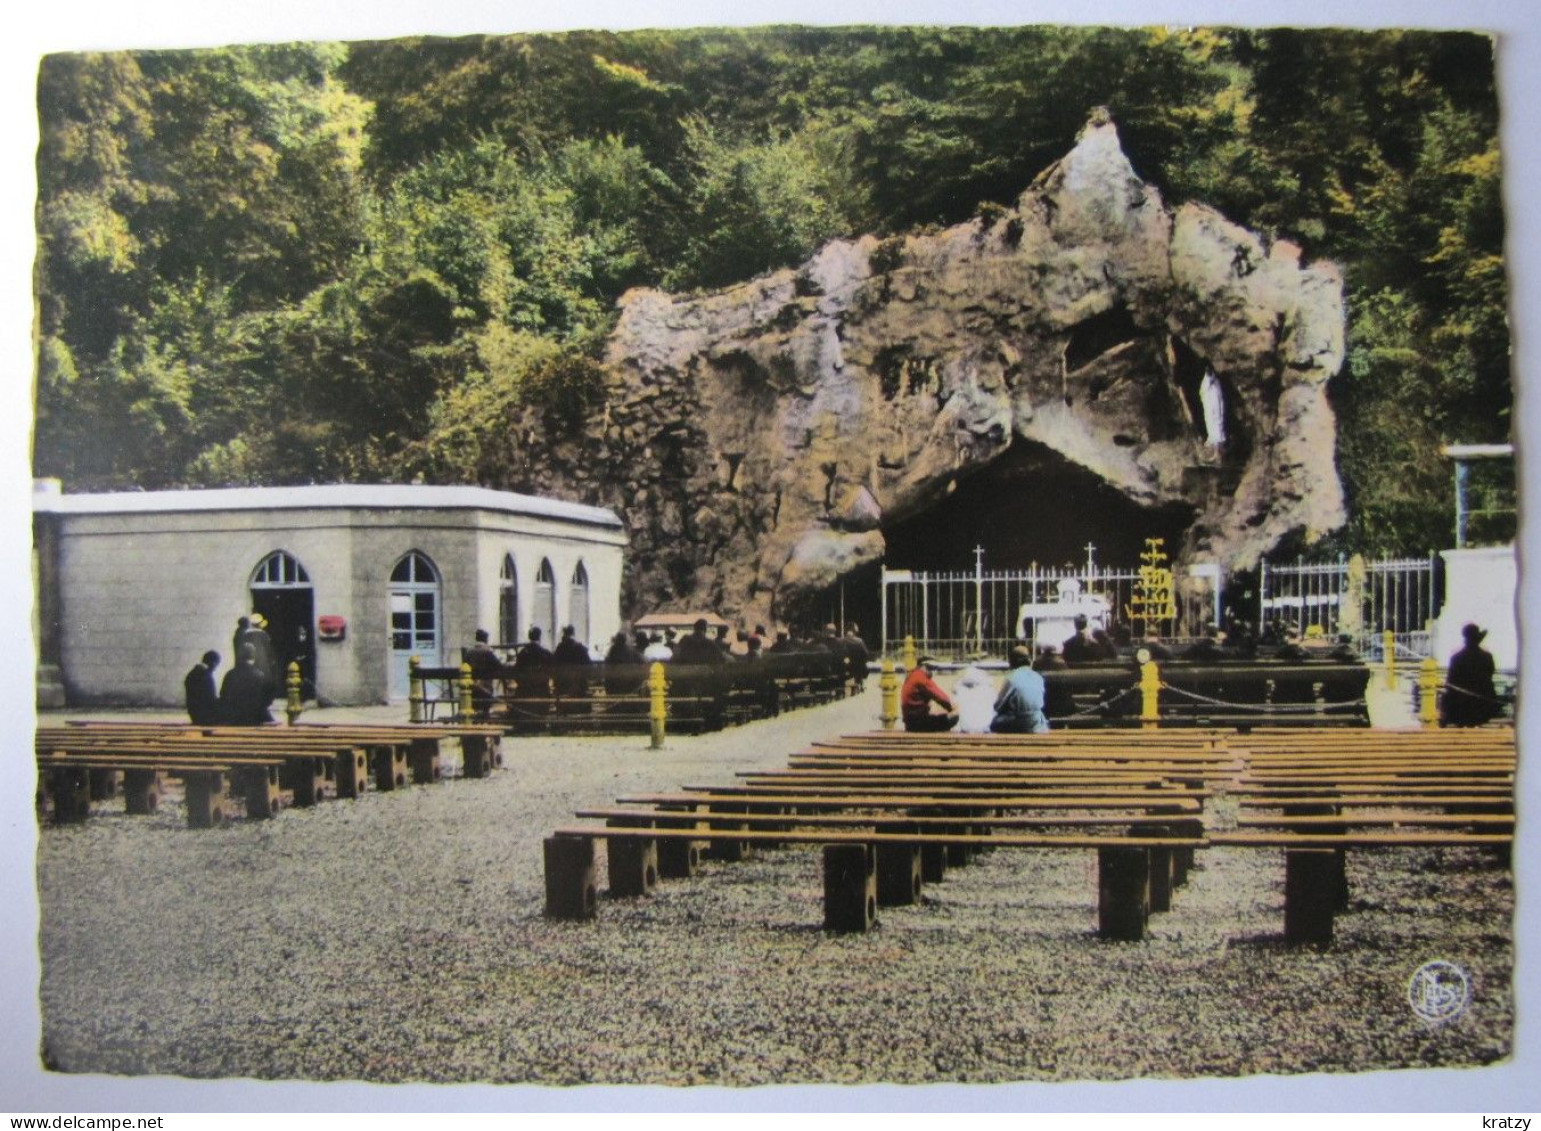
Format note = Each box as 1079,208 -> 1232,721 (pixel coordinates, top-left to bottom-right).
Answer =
41,728 -> 375,800
1208,829 -> 1512,944
37,751 -> 279,827
544,824 -> 1205,938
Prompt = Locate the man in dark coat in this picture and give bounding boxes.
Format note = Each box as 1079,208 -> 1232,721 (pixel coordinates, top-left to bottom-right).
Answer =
843,624 -> 871,691
672,618 -> 725,665
551,624 -> 593,710
464,629 -> 502,719
1442,623 -> 1500,727
184,650 -> 221,725
219,644 -> 274,726
1061,615 -> 1099,665
512,626 -> 554,700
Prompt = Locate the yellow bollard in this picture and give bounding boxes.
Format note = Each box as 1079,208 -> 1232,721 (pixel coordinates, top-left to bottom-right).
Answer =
1383,630 -> 1396,691
879,659 -> 899,731
1140,659 -> 1160,731
649,661 -> 668,750
285,661 -> 304,725
902,635 -> 917,673
459,661 -> 475,721
1420,656 -> 1440,729
409,655 -> 423,723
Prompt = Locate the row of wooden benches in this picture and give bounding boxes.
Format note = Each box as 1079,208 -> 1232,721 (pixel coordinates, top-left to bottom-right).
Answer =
415,656 -> 857,734
544,725 -> 1514,943
35,721 -> 505,828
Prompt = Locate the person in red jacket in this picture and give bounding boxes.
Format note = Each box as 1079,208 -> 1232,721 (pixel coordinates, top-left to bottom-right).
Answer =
901,655 -> 959,732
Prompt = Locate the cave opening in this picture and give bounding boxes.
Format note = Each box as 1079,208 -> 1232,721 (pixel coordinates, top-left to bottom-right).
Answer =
799,439 -> 1197,645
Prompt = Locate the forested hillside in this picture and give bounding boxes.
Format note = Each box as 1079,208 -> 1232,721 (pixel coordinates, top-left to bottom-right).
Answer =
33,26 -> 1506,555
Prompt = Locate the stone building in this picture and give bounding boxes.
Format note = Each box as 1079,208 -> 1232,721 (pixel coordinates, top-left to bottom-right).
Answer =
32,481 -> 626,707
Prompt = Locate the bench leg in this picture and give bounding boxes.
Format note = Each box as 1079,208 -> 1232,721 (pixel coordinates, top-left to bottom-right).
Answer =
88,768 -> 121,801
1173,846 -> 1193,887
877,842 -> 923,907
238,766 -> 285,819
1098,846 -> 1150,941
282,758 -> 330,807
372,747 -> 408,791
1284,849 -> 1337,946
335,749 -> 370,799
656,837 -> 704,879
123,769 -> 164,815
823,843 -> 877,933
921,843 -> 948,884
48,767 -> 92,824
543,836 -> 598,920
460,736 -> 490,778
608,837 -> 659,898
184,771 -> 230,829
409,739 -> 442,784
1148,844 -> 1174,913
703,808 -> 752,862
944,823 -> 972,868
1134,824 -> 1176,914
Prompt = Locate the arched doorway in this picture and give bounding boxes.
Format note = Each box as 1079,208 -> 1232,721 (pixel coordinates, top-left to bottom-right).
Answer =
250,551 -> 316,700
568,561 -> 590,645
389,550 -> 442,700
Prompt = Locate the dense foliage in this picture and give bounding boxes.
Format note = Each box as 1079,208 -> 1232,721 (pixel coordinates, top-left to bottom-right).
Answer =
33,26 -> 1508,554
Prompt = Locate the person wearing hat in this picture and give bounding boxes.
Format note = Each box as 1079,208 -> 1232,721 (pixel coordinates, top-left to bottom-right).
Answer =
1442,623 -> 1499,727
901,654 -> 959,732
236,612 -> 278,704
219,642 -> 274,726
183,649 -> 221,726
990,644 -> 1049,734
465,628 -> 502,719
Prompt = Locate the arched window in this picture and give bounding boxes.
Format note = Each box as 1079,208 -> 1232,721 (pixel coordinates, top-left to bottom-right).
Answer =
389,551 -> 442,699
533,558 -> 557,643
391,551 -> 439,586
568,561 -> 590,645
251,551 -> 310,587
499,555 -> 519,646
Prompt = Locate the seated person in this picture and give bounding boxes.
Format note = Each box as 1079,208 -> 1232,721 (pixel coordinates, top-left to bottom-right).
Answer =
990,645 -> 1049,734
1273,627 -> 1312,663
901,655 -> 958,732
464,629 -> 503,718
1184,625 -> 1229,662
1060,615 -> 1100,665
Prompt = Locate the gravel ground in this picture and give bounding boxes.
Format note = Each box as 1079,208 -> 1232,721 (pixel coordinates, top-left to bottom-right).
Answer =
35,688 -> 1514,1088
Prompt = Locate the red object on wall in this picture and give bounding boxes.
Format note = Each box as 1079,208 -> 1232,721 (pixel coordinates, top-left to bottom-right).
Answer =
318,615 -> 346,642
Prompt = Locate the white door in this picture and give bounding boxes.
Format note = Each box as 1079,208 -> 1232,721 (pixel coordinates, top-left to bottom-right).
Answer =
390,551 -> 442,699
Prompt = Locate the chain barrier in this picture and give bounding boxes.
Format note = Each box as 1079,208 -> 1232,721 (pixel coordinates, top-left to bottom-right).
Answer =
1156,681 -> 1366,714
1442,682 -> 1511,709
1060,685 -> 1140,720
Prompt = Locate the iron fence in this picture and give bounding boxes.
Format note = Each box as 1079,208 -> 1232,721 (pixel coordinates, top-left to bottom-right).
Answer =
1259,554 -> 1441,658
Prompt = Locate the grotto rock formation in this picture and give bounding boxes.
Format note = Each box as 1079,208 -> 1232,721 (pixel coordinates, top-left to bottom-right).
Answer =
517,114 -> 1346,628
